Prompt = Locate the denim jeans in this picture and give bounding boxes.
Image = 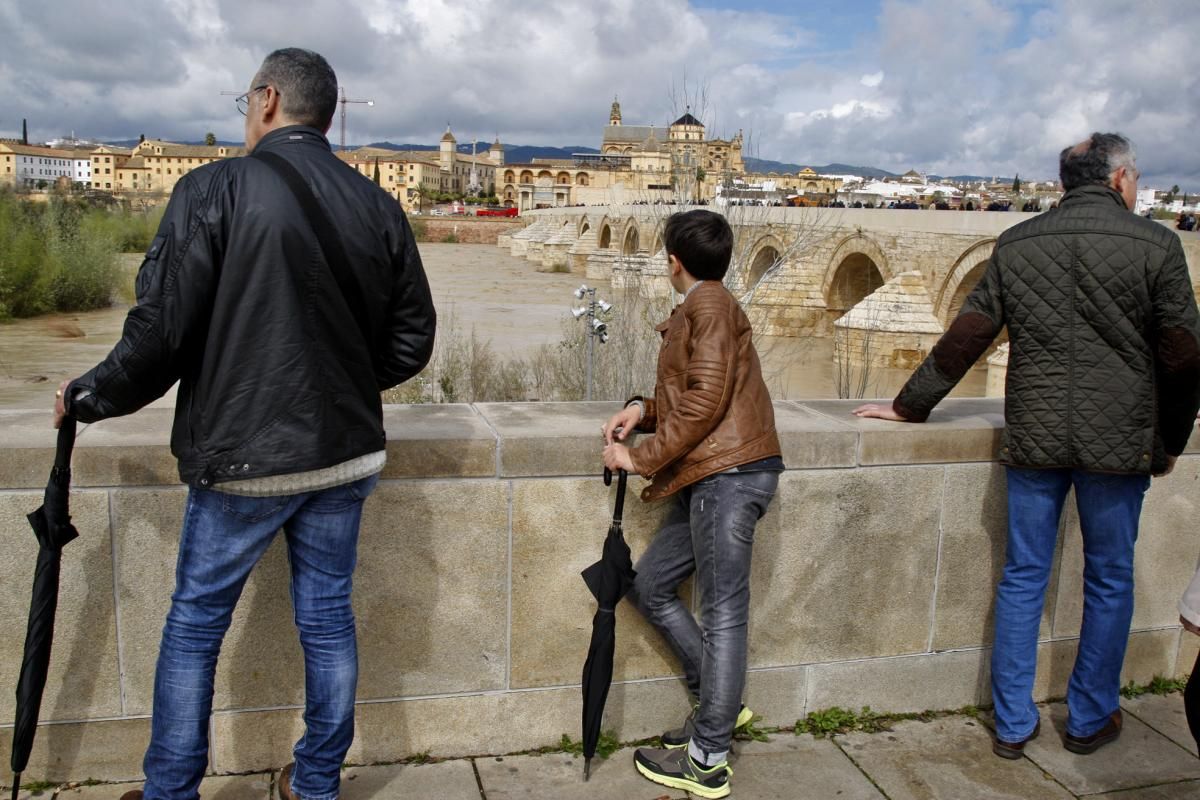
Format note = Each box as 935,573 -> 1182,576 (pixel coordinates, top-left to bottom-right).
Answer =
142,473 -> 379,800
628,470 -> 778,760
992,467 -> 1149,742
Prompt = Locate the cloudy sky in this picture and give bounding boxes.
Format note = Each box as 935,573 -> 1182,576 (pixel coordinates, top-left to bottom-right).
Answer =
2,0 -> 1197,187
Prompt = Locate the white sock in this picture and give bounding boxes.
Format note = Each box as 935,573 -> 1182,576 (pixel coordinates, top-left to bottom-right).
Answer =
688,740 -> 727,768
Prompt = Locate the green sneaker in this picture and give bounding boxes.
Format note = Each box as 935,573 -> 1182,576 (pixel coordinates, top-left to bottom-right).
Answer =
661,704 -> 755,748
634,746 -> 732,799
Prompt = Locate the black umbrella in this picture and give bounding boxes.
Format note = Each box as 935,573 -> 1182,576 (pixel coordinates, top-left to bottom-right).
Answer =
1186,649 -> 1200,752
10,417 -> 79,800
580,467 -> 636,781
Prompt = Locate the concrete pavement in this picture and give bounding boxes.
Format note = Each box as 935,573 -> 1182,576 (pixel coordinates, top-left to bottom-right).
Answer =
27,696 -> 1200,799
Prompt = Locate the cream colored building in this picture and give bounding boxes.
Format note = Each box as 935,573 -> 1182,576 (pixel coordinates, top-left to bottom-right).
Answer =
495,99 -> 747,211
337,127 -> 500,212
87,140 -> 246,195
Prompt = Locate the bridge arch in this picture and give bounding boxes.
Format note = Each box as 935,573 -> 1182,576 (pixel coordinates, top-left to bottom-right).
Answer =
577,215 -> 592,238
744,233 -> 788,291
935,239 -> 997,326
621,218 -> 641,255
821,233 -> 892,316
596,215 -> 615,249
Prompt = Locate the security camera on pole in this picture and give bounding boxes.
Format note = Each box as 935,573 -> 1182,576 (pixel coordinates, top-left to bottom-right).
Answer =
571,284 -> 613,401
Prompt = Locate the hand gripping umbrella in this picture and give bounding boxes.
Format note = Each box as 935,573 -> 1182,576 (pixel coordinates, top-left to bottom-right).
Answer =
579,467 -> 636,781
10,417 -> 80,800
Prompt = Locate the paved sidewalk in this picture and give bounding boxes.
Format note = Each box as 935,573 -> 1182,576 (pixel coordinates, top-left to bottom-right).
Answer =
24,697 -> 1200,799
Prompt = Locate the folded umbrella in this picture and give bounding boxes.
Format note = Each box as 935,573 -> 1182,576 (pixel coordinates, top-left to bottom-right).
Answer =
10,418 -> 79,800
579,467 -> 636,781
1186,648 -> 1200,752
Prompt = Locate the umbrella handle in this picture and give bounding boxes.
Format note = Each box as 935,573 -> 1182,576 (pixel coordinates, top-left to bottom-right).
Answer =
603,468 -> 628,522
54,417 -> 76,471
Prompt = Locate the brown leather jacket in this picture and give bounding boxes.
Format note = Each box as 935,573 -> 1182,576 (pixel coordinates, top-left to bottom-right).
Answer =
628,281 -> 782,501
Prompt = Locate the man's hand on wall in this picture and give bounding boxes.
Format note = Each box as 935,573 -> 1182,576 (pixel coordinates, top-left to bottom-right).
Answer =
1181,615 -> 1200,636
852,402 -> 907,421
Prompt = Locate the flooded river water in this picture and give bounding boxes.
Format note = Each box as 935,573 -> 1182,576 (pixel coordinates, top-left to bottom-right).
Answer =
0,243 -> 985,410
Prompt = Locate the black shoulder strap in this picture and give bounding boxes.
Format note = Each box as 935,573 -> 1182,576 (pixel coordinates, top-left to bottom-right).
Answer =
250,150 -> 376,365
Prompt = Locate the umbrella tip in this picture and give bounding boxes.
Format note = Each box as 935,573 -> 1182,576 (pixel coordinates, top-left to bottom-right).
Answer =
583,758 -> 591,781
12,774 -> 21,800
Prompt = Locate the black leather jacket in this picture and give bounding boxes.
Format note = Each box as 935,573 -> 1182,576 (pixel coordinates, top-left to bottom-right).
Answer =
67,126 -> 436,487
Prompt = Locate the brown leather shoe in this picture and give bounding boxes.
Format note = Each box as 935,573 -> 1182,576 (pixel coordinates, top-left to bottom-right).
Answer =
277,763 -> 298,800
1064,710 -> 1123,754
118,791 -> 143,800
993,720 -> 1040,759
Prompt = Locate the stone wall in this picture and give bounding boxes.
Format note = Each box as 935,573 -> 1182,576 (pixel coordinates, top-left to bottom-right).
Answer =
0,399 -> 1196,782
414,217 -> 524,245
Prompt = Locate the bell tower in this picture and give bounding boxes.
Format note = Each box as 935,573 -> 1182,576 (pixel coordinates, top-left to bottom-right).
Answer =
609,96 -> 622,127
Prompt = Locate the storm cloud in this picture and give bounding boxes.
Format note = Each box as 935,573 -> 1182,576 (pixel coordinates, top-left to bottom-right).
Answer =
1,0 -> 1195,188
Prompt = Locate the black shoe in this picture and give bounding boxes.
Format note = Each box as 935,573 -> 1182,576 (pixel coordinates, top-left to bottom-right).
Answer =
661,704 -> 755,748
992,720 -> 1040,759
634,746 -> 732,799
1064,710 -> 1123,755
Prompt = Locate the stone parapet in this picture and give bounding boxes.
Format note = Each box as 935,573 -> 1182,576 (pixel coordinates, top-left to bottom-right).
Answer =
1,399 -> 1196,782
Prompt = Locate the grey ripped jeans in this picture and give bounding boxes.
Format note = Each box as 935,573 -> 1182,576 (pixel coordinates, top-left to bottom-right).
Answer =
628,469 -> 779,759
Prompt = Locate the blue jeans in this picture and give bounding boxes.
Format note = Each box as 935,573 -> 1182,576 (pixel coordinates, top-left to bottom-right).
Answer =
142,474 -> 379,800
992,467 -> 1148,742
628,470 -> 778,760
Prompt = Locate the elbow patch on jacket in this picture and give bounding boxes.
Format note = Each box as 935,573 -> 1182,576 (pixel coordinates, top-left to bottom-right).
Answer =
1158,326 -> 1200,374
931,312 -> 998,379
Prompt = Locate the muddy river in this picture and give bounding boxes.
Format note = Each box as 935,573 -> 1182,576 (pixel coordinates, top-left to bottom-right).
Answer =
0,243 -> 986,410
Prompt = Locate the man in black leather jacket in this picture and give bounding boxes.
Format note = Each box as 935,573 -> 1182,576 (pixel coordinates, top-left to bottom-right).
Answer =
52,48 -> 435,800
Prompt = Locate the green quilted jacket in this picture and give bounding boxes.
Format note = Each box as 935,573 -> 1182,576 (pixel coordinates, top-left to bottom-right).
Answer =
895,184 -> 1200,474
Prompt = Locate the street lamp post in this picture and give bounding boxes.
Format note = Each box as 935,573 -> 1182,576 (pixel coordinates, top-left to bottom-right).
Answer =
572,284 -> 612,401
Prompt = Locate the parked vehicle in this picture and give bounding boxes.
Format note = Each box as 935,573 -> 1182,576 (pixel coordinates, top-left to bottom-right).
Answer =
476,206 -> 519,217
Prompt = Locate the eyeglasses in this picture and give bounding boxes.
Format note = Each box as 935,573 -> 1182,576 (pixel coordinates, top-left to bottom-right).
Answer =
236,85 -> 272,116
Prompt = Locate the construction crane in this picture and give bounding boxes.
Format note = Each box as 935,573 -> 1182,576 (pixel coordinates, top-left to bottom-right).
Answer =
338,87 -> 374,152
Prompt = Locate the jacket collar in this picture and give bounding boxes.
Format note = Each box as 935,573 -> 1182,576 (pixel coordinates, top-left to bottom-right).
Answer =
1060,183 -> 1129,211
250,125 -> 332,154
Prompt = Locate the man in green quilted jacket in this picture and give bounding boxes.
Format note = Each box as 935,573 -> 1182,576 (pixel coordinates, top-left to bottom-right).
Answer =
855,133 -> 1200,759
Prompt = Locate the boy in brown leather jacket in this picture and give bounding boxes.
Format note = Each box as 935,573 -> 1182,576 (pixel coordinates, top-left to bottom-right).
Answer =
602,209 -> 783,799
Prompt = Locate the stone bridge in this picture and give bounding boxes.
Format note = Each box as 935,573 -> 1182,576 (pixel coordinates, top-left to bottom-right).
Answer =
499,207 -> 1200,340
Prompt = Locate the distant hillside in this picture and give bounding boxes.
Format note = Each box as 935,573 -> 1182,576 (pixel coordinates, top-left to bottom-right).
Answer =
366,142 -> 600,163
105,139 -> 242,148
744,156 -> 897,179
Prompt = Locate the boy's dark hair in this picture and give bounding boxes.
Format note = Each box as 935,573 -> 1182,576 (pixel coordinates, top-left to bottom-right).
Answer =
663,210 -> 734,281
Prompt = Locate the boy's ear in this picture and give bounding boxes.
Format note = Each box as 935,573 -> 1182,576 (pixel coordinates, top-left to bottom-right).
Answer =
667,253 -> 682,275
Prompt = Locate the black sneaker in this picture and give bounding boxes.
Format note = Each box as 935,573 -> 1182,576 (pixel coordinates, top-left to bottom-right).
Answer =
661,704 -> 755,748
634,746 -> 732,799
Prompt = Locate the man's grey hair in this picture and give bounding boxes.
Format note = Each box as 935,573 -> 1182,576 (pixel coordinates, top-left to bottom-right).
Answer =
1059,132 -> 1137,191
252,48 -> 338,130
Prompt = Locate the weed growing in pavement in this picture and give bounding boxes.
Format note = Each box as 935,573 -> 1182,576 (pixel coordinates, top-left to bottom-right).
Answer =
1121,674 -> 1189,699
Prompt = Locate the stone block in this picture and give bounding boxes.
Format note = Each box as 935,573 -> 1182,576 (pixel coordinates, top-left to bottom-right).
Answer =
1022,703 -> 1200,795
1178,631 -> 1199,678
69,409 -> 178,488
64,775 -> 271,800
340,761 -> 480,800
0,491 -> 120,722
806,649 -> 990,715
731,737 -> 888,799
478,402 -> 624,477
475,749 -> 651,800
380,404 -> 497,478
1053,459 -> 1200,638
933,463 -> 1061,650
212,687 -> 580,772
1122,692 -> 1197,757
750,467 -> 942,666
114,480 -> 509,715
510,477 -> 679,688
1091,783 -> 1200,800
0,410 -> 67,490
773,402 -> 857,468
803,397 -> 1005,465
743,667 -> 808,728
353,479 -> 508,698
836,716 -> 1075,799
1033,629 -> 1180,701
0,717 -> 149,783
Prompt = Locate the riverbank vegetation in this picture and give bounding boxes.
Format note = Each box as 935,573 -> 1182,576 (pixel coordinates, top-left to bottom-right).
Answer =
0,190 -> 160,320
